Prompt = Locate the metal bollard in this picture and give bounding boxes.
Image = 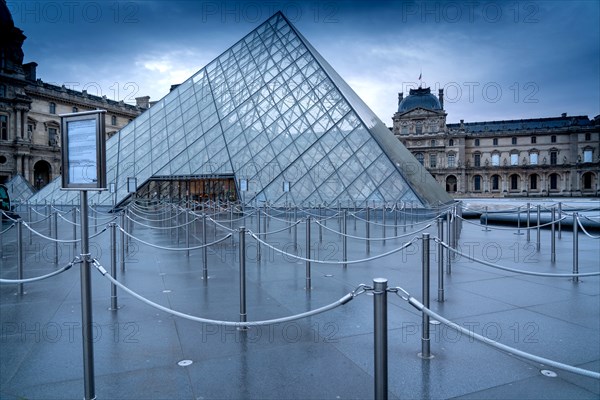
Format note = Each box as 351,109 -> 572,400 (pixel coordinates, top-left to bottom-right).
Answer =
306,217 -> 311,290
526,203 -> 531,242
202,213 -> 208,280
572,213 -> 579,283
536,205 -> 541,251
342,210 -> 347,269
419,234 -> 433,359
17,220 -> 24,295
446,210 -> 452,274
551,208 -> 556,263
109,222 -> 118,310
120,212 -> 126,272
437,218 -> 444,302
373,278 -> 388,400
366,206 -> 371,253
239,227 -> 247,329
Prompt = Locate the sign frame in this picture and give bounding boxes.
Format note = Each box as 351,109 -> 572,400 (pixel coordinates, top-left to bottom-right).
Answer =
60,110 -> 107,190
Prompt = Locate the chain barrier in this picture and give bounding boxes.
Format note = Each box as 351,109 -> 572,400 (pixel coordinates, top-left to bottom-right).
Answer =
434,237 -> 599,277
393,286 -> 600,380
248,231 -> 417,265
0,258 -> 78,284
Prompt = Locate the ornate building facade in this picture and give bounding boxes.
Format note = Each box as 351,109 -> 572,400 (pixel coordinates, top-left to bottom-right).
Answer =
392,87 -> 600,197
0,1 -> 149,189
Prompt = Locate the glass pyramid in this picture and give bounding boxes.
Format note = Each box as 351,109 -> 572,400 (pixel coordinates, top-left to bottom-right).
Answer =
5,174 -> 36,204
29,12 -> 451,208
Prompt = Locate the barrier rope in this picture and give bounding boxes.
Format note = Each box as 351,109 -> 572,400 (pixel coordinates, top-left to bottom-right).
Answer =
21,221 -> 107,243
392,287 -> 600,380
576,215 -> 600,239
315,219 -> 432,240
127,207 -> 186,223
248,232 -> 417,265
352,211 -> 440,227
116,225 -> 231,251
25,213 -> 53,225
92,258 -> 357,327
0,258 -> 77,284
435,238 -> 600,277
126,212 -> 198,230
1,223 -> 15,235
251,219 -> 302,236
205,216 -> 237,233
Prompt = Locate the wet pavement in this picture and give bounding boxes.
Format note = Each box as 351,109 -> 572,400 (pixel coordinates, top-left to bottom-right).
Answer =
1,201 -> 599,399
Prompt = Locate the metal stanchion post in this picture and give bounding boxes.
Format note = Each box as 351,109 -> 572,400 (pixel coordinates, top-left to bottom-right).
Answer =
47,204 -> 51,233
366,206 -> 371,253
239,227 -> 247,329
53,211 -> 58,264
410,201 -> 414,227
319,204 -> 323,242
551,208 -> 556,263
120,212 -> 126,272
306,217 -> 311,290
513,205 -> 523,235
437,218 -> 444,302
17,219 -> 24,296
572,213 -> 579,283
558,202 -> 562,239
109,222 -> 118,310
483,206 -> 490,231
446,210 -> 452,274
403,203 -> 406,233
202,213 -> 208,280
419,234 -> 433,359
186,209 -> 190,257
72,206 -> 77,253
79,191 -> 95,400
293,206 -> 298,250
382,205 -> 386,245
373,277 -> 388,400
526,203 -> 531,242
93,203 -> 97,233
257,207 -> 262,262
394,203 -> 398,236
28,206 -> 32,245
536,204 -> 541,251
342,210 -> 347,269
354,201 -> 357,231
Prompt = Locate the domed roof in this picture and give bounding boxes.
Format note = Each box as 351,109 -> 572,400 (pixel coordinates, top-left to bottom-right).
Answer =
398,87 -> 442,112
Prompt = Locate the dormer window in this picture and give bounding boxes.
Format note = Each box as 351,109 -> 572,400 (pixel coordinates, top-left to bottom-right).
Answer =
49,102 -> 56,114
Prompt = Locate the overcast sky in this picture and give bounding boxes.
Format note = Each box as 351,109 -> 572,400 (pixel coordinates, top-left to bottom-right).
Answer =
8,0 -> 600,124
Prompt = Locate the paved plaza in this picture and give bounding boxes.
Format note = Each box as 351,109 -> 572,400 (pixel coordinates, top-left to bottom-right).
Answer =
1,200 -> 599,399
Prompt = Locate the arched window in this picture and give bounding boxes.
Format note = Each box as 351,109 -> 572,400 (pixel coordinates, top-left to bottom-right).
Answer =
0,114 -> 8,140
491,175 -> 500,191
491,153 -> 500,166
549,173 -> 559,190
449,139 -> 454,146
530,174 -> 538,190
582,172 -> 595,190
510,174 -> 519,191
111,115 -> 117,125
430,139 -> 436,147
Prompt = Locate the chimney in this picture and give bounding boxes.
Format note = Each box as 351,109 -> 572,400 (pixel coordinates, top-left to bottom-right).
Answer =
136,96 -> 150,109
398,92 -> 403,107
23,62 -> 37,82
561,112 -> 567,117
438,88 -> 444,109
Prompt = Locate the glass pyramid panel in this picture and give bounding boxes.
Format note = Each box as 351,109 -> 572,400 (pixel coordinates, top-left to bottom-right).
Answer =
28,12 -> 451,207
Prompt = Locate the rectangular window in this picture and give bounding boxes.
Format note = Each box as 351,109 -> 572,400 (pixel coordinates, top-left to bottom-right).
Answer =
491,154 -> 500,166
550,174 -> 558,190
447,154 -> 455,168
550,151 -> 557,165
531,136 -> 536,144
530,175 -> 537,190
584,150 -> 593,163
429,153 -> 437,168
512,137 -> 517,145
511,175 -> 518,190
0,84 -> 6,98
474,154 -> 480,167
0,115 -> 7,140
474,138 -> 480,146
49,102 -> 56,114
474,176 -> 481,191
511,154 -> 518,166
48,128 -> 57,146
530,153 -> 538,165
401,126 -> 408,134
493,138 -> 498,146
492,175 -> 499,190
